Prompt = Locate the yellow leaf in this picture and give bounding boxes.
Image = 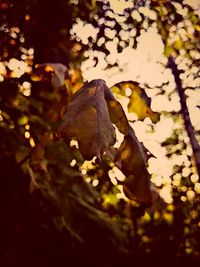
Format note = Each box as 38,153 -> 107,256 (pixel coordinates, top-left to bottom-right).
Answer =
174,38 -> 183,50
18,115 -> 28,125
44,65 -> 55,73
112,81 -> 160,123
111,80 -> 139,96
195,24 -> 200,32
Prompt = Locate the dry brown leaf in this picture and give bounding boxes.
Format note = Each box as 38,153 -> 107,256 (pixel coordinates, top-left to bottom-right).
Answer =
147,183 -> 167,213
116,127 -> 152,204
58,79 -> 154,204
103,81 -> 129,134
58,79 -> 116,160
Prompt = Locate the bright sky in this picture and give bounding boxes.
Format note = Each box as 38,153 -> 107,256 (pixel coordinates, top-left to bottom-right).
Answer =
185,0 -> 200,10
80,26 -> 200,129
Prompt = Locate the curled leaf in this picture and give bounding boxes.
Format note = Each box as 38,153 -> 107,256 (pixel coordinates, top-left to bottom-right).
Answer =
103,82 -> 129,134
106,99 -> 129,135
58,79 -> 156,204
116,127 -> 152,204
58,79 -> 116,160
147,183 -> 167,213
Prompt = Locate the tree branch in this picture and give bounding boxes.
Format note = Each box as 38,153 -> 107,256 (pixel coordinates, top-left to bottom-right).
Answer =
168,56 -> 200,177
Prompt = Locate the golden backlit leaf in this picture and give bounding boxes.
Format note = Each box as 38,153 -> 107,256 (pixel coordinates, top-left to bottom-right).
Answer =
195,24 -> 200,32
44,65 -> 55,73
129,101 -> 160,123
32,63 -> 68,88
106,99 -> 129,135
68,68 -> 83,94
116,127 -> 152,204
112,81 -> 160,123
128,86 -> 160,122
174,38 -> 183,50
164,44 -> 177,58
111,81 -> 139,96
58,79 -> 116,160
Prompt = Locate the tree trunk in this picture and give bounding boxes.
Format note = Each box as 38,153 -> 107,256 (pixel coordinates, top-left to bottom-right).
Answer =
168,56 -> 200,177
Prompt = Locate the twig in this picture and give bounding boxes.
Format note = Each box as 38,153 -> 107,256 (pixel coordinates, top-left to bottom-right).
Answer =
18,152 -> 31,166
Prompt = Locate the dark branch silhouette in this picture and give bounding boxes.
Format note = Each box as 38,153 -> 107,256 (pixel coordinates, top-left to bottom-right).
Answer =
168,56 -> 200,177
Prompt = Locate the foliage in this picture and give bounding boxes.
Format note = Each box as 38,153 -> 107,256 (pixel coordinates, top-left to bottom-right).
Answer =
0,0 -> 200,267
